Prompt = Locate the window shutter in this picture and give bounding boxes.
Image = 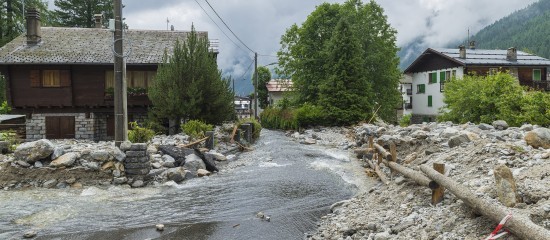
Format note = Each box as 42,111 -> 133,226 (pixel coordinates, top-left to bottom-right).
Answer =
30,70 -> 41,87
60,70 -> 71,87
533,69 -> 541,81
440,71 -> 446,83
431,73 -> 437,83
428,95 -> 433,107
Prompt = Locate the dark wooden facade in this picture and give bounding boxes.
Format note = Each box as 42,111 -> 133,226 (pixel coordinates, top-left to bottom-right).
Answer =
465,67 -> 549,90
1,64 -> 157,114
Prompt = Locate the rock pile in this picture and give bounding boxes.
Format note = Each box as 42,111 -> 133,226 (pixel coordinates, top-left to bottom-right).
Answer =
0,130 -> 237,190
305,121 -> 550,239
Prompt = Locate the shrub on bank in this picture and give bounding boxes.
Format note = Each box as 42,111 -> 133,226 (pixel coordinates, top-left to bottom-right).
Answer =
237,118 -> 262,140
294,103 -> 326,127
399,114 -> 411,127
128,122 -> 155,143
260,107 -> 298,130
181,120 -> 213,140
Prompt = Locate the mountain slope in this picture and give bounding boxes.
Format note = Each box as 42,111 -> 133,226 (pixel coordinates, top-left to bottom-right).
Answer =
472,0 -> 550,58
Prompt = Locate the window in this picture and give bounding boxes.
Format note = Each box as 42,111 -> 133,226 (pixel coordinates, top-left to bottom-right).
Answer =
105,70 -> 156,89
30,70 -> 71,88
489,68 -> 499,76
440,71 -> 451,92
428,72 -> 437,83
533,69 -> 542,81
417,84 -> 425,93
452,70 -> 457,79
428,95 -> 433,107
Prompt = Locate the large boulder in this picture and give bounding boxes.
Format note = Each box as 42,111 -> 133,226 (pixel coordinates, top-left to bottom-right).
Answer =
448,134 -> 470,148
158,145 -> 194,166
50,152 -> 78,167
494,164 -> 519,207
439,127 -> 459,138
91,150 -> 113,162
492,120 -> 509,130
14,139 -> 55,163
165,167 -> 192,183
410,130 -> 428,139
183,154 -> 206,173
525,128 -> 550,149
478,123 -> 494,131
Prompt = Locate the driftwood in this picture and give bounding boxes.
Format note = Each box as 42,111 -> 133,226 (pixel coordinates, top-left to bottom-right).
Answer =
229,125 -> 239,143
366,158 -> 389,185
373,143 -> 393,161
179,136 -> 209,148
420,165 -> 550,240
381,159 -> 431,187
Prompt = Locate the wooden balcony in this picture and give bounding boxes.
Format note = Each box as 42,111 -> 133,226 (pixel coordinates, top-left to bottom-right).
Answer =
520,80 -> 550,91
104,94 -> 152,107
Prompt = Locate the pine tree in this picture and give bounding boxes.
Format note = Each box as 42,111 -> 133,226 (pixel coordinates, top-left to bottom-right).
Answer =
0,0 -> 51,47
148,25 -> 234,134
319,18 -> 371,125
53,0 -> 113,28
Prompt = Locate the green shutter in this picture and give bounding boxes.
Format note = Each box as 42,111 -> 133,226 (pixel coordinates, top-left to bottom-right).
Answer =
440,71 -> 446,83
431,72 -> 437,83
533,69 -> 541,81
428,95 -> 432,107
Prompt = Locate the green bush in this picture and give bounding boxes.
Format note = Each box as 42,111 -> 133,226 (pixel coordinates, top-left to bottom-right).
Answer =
0,130 -> 20,152
181,120 -> 213,139
0,101 -> 11,114
237,118 -> 262,140
128,122 -> 155,143
520,90 -> 550,126
294,103 -> 325,127
260,107 -> 298,130
399,114 -> 411,127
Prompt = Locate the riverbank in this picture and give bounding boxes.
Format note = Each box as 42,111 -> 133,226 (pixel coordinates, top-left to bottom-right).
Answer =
0,124 -> 240,190
304,121 -> 550,240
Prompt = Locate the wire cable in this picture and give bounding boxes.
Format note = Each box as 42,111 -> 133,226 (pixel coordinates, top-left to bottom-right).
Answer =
204,0 -> 255,53
193,0 -> 251,57
238,59 -> 255,81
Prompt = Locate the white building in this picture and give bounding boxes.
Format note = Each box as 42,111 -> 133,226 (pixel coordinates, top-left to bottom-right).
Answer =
397,74 -> 413,118
234,96 -> 251,119
404,44 -> 550,124
266,79 -> 293,106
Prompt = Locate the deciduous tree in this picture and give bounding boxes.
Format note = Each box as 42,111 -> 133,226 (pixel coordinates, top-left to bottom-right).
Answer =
252,66 -> 271,108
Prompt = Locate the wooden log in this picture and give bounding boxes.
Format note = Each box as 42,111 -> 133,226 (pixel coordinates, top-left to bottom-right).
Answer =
229,125 -> 239,143
373,143 -> 393,161
430,163 -> 445,205
381,159 -> 431,187
420,165 -> 550,240
179,136 -> 209,148
366,159 -> 389,185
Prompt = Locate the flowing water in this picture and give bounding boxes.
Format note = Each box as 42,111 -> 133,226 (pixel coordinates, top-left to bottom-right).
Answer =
0,130 -> 371,240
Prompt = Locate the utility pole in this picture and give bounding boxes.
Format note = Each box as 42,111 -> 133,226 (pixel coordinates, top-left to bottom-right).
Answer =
114,0 -> 127,147
254,52 -> 258,119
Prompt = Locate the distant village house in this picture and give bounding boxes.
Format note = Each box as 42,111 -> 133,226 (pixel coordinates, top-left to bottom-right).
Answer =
265,79 -> 293,106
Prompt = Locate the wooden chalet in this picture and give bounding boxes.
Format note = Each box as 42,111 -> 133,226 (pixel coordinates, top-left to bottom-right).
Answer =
0,9 -> 217,140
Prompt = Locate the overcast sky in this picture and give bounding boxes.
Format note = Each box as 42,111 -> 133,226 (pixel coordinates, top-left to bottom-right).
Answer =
47,0 -> 538,93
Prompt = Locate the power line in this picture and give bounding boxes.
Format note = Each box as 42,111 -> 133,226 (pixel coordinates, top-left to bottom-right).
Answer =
204,0 -> 255,53
238,59 -> 255,81
193,0 -> 251,56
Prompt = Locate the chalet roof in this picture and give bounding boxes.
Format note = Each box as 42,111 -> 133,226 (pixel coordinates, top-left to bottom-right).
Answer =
404,48 -> 550,73
0,27 -> 216,65
266,79 -> 293,92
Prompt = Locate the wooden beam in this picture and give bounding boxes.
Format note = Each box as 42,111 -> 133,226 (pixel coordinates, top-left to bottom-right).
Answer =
430,163 -> 445,205
373,143 -> 393,161
420,165 -> 550,240
366,158 -> 389,185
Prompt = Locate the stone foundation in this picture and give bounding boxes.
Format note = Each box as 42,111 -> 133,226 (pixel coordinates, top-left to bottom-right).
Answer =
411,114 -> 437,124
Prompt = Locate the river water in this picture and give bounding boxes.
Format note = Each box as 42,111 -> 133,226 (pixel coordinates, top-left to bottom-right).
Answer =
0,130 -> 370,240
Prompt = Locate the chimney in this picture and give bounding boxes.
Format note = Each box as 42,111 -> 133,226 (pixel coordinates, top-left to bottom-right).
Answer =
507,47 -> 517,61
469,41 -> 476,50
25,8 -> 41,45
94,14 -> 103,28
459,45 -> 466,59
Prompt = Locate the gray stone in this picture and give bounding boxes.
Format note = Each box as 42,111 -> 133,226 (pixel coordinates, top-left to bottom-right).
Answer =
494,164 -> 519,207
51,146 -> 65,160
82,161 -> 100,170
411,130 -> 428,139
119,141 -> 132,152
207,151 -> 227,161
366,223 -> 377,231
374,231 -> 390,240
520,124 -> 534,132
197,169 -> 211,177
162,161 -> 175,168
130,143 -> 148,151
23,230 -> 37,238
110,148 -> 126,161
156,224 -> 165,231
302,138 -> 317,145
525,128 -> 550,149
166,167 -> 188,183
492,120 -> 509,130
90,150 -> 112,162
448,134 -> 470,148
113,177 -> 128,185
14,139 -> 55,163
439,127 -> 459,138
112,170 -> 121,177
34,161 -> 43,168
162,154 -> 175,163
126,151 -> 145,157
131,180 -> 145,188
478,123 -> 495,131
183,154 -> 206,173
424,146 -> 439,155
125,168 -> 150,175
43,179 -> 58,188
56,182 -> 69,189
16,160 -> 31,168
50,153 -> 77,167
65,177 -> 76,184
0,141 -> 9,153
151,162 -> 162,169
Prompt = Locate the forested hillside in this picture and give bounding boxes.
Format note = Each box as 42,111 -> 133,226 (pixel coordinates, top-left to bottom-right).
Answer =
472,0 -> 550,58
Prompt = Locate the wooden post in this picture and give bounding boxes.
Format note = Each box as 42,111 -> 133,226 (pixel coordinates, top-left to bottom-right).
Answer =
205,131 -> 214,149
430,163 -> 445,205
368,136 -> 374,149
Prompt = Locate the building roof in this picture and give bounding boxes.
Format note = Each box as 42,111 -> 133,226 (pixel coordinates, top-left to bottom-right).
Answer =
0,114 -> 25,123
404,47 -> 550,73
0,27 -> 217,65
266,79 -> 293,92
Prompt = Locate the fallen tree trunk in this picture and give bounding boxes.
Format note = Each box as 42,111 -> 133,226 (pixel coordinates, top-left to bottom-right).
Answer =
373,143 -> 392,161
420,165 -> 550,240
381,159 -> 431,187
179,136 -> 209,148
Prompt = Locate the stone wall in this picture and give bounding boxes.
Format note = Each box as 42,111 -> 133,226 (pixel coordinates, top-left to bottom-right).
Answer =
123,143 -> 150,179
26,113 -> 97,141
411,114 -> 437,124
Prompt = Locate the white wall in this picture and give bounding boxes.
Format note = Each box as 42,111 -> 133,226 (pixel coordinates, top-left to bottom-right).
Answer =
412,67 -> 463,116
